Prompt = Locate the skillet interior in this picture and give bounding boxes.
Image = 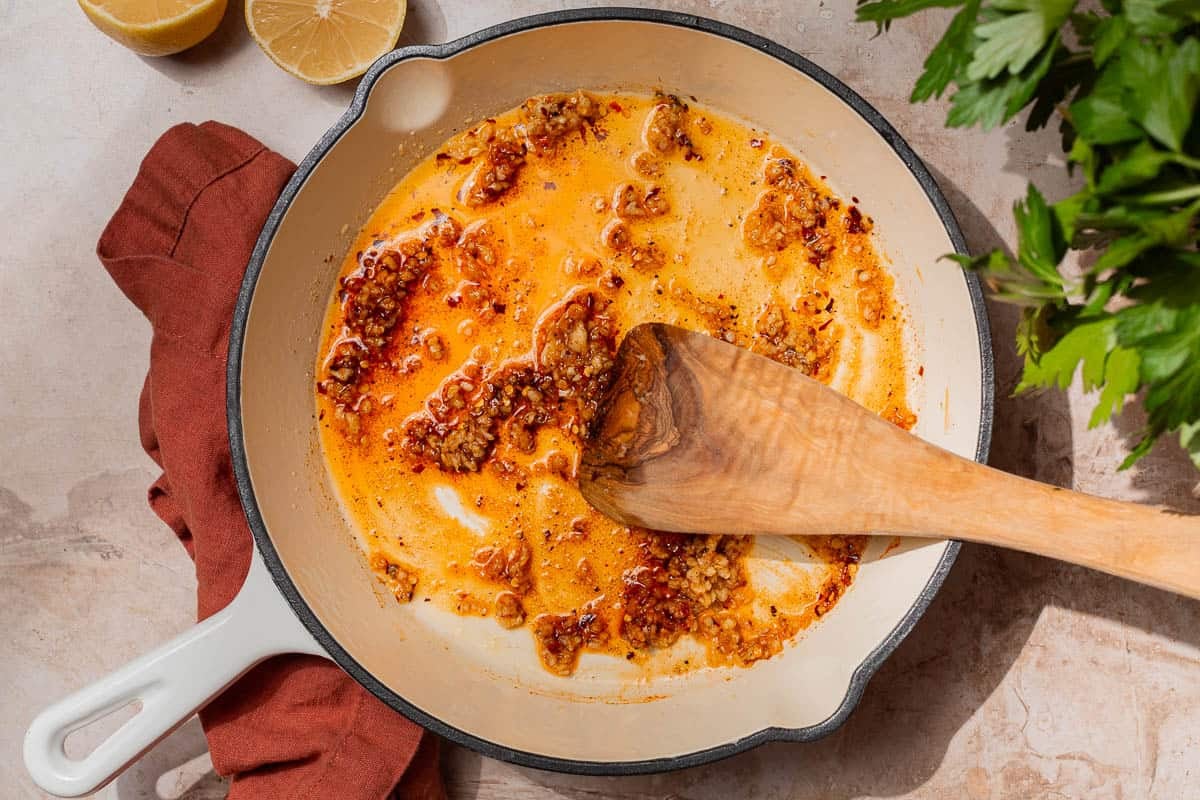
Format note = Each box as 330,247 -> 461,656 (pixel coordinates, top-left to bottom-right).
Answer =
230,10 -> 992,771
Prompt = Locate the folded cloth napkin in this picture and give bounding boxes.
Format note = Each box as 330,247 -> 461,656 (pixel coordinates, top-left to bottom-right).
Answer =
96,121 -> 444,800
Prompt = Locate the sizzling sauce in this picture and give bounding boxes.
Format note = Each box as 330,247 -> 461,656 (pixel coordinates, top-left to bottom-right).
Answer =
316,91 -> 914,677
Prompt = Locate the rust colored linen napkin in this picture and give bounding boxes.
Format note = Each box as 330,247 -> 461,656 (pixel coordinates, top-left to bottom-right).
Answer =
96,121 -> 444,800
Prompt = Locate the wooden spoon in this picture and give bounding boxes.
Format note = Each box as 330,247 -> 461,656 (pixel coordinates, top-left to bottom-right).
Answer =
579,323 -> 1200,600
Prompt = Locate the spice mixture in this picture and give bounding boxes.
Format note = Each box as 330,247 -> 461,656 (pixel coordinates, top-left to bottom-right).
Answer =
317,90 -> 915,676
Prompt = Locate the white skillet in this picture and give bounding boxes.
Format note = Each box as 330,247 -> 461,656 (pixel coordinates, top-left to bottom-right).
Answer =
25,9 -> 992,796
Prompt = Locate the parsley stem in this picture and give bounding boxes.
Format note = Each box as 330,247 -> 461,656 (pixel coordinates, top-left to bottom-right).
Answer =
1173,154 -> 1200,171
1131,185 -> 1200,205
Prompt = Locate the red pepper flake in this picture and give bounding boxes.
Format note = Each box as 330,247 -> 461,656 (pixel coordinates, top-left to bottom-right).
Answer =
412,464 -> 425,474
411,210 -> 426,221
609,101 -> 623,112
435,152 -> 451,162
847,206 -> 865,234
446,295 -> 461,308
749,138 -> 763,148
918,365 -> 925,377
492,301 -> 507,314
818,318 -> 833,331
851,196 -> 860,204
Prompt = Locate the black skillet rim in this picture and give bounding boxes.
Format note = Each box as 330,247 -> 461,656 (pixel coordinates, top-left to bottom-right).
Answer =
227,6 -> 995,776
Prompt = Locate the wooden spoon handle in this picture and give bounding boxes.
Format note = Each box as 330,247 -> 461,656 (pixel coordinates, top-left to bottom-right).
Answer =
580,324 -> 1200,600
868,439 -> 1200,600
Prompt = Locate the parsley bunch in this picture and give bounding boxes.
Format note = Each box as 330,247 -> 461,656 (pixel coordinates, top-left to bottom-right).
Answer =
857,0 -> 1200,469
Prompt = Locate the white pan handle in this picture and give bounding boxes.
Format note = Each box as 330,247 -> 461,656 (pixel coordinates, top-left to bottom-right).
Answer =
24,549 -> 327,798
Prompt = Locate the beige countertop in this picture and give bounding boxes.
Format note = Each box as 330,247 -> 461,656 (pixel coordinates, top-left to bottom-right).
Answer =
2,2 -> 1198,798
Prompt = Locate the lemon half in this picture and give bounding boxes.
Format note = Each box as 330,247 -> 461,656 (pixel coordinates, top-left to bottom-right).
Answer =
246,0 -> 408,85
78,0 -> 228,57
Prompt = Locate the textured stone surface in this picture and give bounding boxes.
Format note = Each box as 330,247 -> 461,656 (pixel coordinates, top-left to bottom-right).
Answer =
2,2 -> 1198,799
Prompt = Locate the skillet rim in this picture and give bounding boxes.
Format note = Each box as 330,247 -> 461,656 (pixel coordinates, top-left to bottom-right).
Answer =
227,6 -> 995,775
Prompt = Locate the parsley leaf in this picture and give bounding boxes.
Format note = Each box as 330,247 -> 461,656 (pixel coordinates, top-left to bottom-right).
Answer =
1069,64 -> 1144,145
1089,346 -> 1140,427
1124,0 -> 1200,36
1090,13 -> 1128,65
1095,140 -> 1177,193
1016,315 -> 1115,392
948,36 -> 1060,128
1178,420 -> 1200,469
857,0 -> 1200,469
912,0 -> 981,101
1129,37 -> 1200,152
965,0 -> 1074,81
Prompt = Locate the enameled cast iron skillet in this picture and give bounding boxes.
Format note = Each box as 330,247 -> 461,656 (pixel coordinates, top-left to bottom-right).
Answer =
25,8 -> 994,796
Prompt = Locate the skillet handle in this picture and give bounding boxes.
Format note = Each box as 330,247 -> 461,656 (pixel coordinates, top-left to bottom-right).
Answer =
23,549 -> 326,798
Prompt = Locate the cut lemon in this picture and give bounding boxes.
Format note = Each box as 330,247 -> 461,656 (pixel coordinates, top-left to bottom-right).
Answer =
246,0 -> 408,85
78,0 -> 228,57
